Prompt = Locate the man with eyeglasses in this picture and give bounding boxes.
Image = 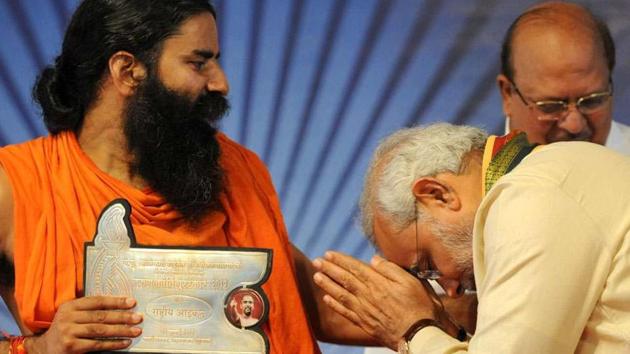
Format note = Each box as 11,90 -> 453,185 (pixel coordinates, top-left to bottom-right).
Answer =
313,123 -> 630,353
497,1 -> 630,154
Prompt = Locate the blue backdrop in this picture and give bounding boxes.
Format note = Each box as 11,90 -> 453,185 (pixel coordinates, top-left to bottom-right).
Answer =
1,1 -> 629,352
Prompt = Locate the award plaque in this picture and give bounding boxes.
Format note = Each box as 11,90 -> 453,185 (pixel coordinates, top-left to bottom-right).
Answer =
83,199 -> 272,353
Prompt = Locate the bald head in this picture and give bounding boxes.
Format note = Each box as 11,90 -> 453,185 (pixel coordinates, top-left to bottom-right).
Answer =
501,2 -> 615,82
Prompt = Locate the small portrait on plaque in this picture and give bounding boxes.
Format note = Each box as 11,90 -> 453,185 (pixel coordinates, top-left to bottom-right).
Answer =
226,289 -> 264,328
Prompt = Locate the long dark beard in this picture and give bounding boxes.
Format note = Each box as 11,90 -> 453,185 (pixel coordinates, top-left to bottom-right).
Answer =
124,74 -> 230,223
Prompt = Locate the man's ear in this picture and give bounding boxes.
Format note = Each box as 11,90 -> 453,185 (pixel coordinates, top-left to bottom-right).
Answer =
412,177 -> 461,211
108,51 -> 147,96
497,74 -> 513,119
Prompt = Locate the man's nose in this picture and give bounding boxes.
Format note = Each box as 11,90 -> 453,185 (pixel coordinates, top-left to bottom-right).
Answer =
557,106 -> 588,135
207,63 -> 230,96
439,279 -> 464,298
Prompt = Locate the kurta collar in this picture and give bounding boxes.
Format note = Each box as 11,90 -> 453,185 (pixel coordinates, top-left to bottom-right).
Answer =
481,131 -> 539,197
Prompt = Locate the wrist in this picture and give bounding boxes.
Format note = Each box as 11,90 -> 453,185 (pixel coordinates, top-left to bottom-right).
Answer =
23,336 -> 41,354
6,336 -> 27,354
397,318 -> 467,354
397,318 -> 441,354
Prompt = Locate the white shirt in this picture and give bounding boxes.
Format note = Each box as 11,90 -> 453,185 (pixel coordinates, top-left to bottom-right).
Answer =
605,120 -> 630,155
504,118 -> 630,155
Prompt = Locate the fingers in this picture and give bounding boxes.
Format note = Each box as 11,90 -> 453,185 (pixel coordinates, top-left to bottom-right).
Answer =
74,323 -> 143,339
33,322 -> 140,354
64,296 -> 136,311
37,296 -> 144,354
312,271 -> 358,308
313,269 -> 385,322
314,272 -> 391,340
370,255 -> 416,283
315,251 -> 392,298
313,270 -> 381,319
321,294 -> 362,325
57,296 -> 143,327
73,309 -> 143,325
320,251 -> 377,284
370,255 -> 445,309
61,338 -> 135,353
313,257 -> 372,295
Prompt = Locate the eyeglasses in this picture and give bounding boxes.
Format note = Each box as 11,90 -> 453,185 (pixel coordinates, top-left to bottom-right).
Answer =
510,79 -> 613,122
408,213 -> 442,280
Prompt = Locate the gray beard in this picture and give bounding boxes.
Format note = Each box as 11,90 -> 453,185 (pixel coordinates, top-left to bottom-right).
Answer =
424,214 -> 476,291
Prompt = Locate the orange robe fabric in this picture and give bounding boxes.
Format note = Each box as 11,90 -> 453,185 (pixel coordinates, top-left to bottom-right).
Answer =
0,131 -> 320,353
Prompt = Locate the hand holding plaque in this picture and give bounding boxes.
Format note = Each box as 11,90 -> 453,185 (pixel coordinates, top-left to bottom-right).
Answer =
84,199 -> 272,353
25,296 -> 143,354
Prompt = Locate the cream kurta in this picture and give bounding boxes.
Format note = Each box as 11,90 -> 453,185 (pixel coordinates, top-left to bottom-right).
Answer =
410,141 -> 630,353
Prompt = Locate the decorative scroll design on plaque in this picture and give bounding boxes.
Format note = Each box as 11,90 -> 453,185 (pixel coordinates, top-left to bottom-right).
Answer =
88,202 -> 133,297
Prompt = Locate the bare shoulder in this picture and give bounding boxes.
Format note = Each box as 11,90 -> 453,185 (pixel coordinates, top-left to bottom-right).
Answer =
0,165 -> 14,260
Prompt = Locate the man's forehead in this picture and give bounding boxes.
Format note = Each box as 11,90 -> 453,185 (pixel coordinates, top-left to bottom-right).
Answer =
176,11 -> 218,36
162,12 -> 219,54
371,210 -> 391,249
511,25 -> 608,90
371,209 -> 413,265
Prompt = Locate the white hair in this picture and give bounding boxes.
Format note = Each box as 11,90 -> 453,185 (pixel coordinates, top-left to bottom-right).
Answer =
359,123 -> 487,242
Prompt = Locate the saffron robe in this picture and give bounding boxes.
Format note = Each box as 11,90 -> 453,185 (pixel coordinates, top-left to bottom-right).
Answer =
0,131 -> 320,353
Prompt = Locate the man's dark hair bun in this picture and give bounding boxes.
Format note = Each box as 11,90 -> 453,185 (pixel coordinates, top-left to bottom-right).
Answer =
33,65 -> 81,134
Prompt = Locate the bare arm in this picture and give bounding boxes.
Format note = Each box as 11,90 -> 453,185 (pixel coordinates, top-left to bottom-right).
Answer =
291,244 -> 379,345
0,165 -> 14,271
0,165 -> 23,334
0,166 -> 21,352
0,167 -> 143,353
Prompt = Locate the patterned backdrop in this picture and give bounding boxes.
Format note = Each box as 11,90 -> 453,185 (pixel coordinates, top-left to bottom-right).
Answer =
1,0 -> 629,352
